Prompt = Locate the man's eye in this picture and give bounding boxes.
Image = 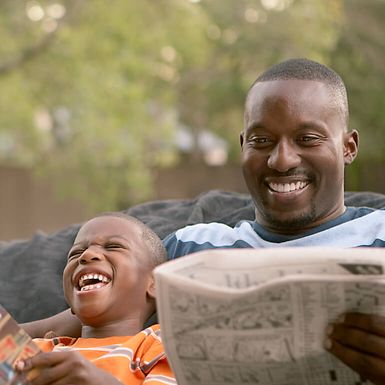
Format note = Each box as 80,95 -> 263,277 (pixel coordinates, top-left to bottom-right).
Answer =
249,136 -> 270,145
298,135 -> 319,144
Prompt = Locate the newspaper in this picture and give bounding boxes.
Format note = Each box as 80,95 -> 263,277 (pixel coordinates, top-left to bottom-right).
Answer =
154,247 -> 385,385
0,305 -> 40,385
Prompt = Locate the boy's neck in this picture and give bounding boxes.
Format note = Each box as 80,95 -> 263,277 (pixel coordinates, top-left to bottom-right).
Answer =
80,318 -> 146,338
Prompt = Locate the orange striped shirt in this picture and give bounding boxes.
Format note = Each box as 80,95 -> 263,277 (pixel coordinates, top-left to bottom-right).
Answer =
34,325 -> 176,385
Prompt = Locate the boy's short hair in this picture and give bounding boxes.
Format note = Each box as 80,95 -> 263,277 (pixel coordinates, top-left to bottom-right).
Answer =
93,212 -> 168,268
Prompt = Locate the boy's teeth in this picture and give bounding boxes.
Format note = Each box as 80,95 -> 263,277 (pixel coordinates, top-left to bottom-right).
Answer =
269,181 -> 307,193
78,273 -> 111,288
80,283 -> 105,292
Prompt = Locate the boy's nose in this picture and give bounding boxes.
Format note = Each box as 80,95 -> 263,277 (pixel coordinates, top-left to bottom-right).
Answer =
267,140 -> 300,172
79,248 -> 103,265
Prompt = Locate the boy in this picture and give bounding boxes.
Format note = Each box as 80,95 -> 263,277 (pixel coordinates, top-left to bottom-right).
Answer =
17,213 -> 176,385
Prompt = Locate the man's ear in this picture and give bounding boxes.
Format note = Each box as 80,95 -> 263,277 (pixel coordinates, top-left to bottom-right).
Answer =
343,129 -> 359,165
146,273 -> 156,300
240,131 -> 244,148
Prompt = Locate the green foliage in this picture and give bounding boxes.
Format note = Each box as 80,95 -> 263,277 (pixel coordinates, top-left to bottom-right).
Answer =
0,0 -> 209,211
0,0 -> 383,210
329,0 -> 385,192
190,0 -> 344,156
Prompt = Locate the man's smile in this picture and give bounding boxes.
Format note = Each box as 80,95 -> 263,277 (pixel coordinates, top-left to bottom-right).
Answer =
268,180 -> 309,193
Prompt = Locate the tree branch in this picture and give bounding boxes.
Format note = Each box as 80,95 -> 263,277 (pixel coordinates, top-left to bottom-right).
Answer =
0,31 -> 57,76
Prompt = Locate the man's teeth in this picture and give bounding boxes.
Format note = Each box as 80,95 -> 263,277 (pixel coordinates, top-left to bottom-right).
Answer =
269,181 -> 307,193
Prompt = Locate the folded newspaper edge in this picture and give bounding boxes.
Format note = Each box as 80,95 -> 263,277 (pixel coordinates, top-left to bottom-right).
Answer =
154,247 -> 385,385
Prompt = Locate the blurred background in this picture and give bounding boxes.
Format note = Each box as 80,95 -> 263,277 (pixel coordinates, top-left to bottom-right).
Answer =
0,0 -> 384,240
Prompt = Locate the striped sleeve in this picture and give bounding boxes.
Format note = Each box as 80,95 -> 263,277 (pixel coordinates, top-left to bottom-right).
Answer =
34,326 -> 176,385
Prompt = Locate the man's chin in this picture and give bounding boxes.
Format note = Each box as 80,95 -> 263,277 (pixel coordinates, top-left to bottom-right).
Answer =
259,206 -> 318,235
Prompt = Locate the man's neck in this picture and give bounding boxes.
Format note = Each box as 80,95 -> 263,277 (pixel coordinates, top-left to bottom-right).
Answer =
255,206 -> 347,236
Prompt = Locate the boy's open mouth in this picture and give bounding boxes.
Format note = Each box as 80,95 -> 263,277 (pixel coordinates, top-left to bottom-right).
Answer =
77,273 -> 111,292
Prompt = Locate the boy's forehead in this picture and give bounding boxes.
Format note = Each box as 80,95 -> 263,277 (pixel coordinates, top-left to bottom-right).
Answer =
75,216 -> 140,242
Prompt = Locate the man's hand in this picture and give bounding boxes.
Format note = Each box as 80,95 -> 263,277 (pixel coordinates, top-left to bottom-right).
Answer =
325,312 -> 385,385
17,350 -> 123,385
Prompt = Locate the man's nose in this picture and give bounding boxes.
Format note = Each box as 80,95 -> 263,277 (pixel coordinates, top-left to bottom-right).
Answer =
267,140 -> 301,172
79,247 -> 103,265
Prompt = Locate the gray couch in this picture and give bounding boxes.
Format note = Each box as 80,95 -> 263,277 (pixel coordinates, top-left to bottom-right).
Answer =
1,190 -> 385,323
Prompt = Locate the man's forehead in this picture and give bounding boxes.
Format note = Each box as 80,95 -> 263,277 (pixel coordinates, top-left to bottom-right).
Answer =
245,80 -> 337,118
247,79 -> 331,104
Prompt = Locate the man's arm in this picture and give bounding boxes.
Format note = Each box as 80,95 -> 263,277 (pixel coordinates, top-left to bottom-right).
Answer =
325,312 -> 385,385
22,308 -> 81,338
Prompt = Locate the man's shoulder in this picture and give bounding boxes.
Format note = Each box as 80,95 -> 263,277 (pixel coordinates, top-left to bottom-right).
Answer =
164,220 -> 253,242
344,206 -> 385,221
295,206 -> 385,248
163,220 -> 256,260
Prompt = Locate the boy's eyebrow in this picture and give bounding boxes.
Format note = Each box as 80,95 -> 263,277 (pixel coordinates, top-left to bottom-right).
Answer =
71,234 -> 131,248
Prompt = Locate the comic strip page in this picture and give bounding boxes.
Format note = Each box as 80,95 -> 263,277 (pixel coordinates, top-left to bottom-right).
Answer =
0,306 -> 40,385
155,248 -> 385,385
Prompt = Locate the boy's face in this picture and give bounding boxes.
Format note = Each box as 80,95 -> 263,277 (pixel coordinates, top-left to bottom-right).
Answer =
63,216 -> 155,327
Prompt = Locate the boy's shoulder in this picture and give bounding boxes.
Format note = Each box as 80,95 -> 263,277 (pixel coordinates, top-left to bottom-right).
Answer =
33,324 -> 163,352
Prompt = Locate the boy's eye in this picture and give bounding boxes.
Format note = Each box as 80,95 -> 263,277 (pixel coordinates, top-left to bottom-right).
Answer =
105,243 -> 124,250
68,250 -> 83,261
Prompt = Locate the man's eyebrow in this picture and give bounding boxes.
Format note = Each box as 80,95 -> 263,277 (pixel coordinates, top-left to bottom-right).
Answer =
297,121 -> 327,131
245,122 -> 265,132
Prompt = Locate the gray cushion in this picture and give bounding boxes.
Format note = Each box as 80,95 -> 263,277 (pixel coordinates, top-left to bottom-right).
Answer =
1,190 -> 384,323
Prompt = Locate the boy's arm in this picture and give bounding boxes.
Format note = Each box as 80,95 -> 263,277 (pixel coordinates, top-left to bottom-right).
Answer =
22,308 -> 82,338
17,350 -> 124,385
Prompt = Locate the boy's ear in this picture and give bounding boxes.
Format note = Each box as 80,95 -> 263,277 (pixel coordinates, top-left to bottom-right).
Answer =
146,273 -> 156,299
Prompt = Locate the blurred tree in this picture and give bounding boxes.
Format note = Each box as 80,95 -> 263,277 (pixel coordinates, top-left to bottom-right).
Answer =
177,0 -> 343,159
330,0 -> 385,191
0,0 -> 210,210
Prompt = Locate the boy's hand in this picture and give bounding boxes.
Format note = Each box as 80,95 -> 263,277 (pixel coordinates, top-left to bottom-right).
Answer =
325,312 -> 385,385
17,350 -> 123,385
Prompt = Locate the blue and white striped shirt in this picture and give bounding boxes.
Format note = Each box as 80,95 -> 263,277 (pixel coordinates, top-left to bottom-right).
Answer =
163,207 -> 385,260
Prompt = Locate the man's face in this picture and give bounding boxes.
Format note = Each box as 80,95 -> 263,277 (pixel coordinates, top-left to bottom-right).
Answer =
241,79 -> 358,234
63,216 -> 154,327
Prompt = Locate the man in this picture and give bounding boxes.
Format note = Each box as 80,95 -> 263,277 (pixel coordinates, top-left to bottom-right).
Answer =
164,58 -> 383,258
25,58 -> 385,383
163,58 -> 385,383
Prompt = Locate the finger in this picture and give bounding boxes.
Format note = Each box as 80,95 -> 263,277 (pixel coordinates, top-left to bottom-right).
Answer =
328,322 -> 385,358
43,330 -> 57,339
30,362 -> 68,385
341,312 -> 385,337
15,359 -> 26,371
325,338 -> 385,384
29,352 -> 68,368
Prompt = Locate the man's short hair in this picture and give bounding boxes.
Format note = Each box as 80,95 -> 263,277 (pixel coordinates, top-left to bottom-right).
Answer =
93,212 -> 168,268
247,58 -> 349,127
